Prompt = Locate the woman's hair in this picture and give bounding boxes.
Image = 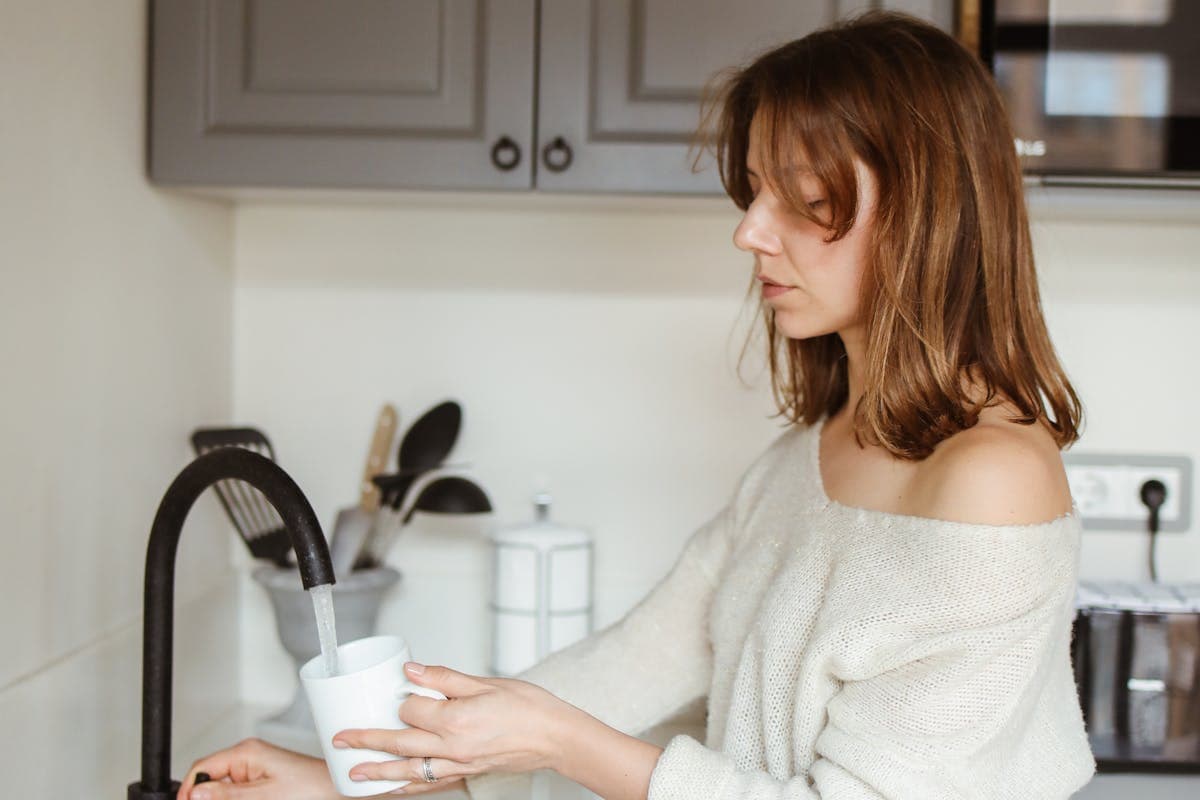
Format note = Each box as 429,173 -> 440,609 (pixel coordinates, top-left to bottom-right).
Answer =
690,10 -> 1082,459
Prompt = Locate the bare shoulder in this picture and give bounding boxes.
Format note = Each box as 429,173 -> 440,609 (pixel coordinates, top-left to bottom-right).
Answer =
911,413 -> 1074,526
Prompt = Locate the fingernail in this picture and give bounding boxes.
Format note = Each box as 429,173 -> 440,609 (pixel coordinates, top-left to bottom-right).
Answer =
405,662 -> 425,675
350,771 -> 367,781
192,791 -> 210,800
333,739 -> 348,749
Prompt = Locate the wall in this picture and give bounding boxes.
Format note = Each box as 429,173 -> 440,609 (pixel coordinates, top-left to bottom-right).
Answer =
229,187 -> 1200,712
0,1 -> 236,794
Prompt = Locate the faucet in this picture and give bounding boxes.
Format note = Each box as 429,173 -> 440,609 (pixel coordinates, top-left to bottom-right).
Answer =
127,447 -> 336,800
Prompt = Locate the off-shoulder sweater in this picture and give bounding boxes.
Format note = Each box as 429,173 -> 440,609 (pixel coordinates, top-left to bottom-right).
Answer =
465,417 -> 1097,800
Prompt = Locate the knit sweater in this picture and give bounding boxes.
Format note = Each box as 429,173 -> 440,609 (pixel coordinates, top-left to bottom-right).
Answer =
465,417 -> 1097,800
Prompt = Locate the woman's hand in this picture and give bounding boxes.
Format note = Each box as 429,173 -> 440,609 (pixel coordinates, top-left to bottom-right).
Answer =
330,662 -> 582,794
175,737 -> 337,800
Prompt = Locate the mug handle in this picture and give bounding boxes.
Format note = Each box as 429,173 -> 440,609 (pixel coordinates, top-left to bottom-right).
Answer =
396,682 -> 446,701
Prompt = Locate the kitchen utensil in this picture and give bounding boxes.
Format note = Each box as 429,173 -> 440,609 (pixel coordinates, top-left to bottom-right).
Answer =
397,400 -> 462,473
299,635 -> 445,797
355,473 -> 492,568
328,405 -> 398,577
401,475 -> 491,523
353,400 -> 465,566
252,564 -> 402,753
189,427 -> 292,566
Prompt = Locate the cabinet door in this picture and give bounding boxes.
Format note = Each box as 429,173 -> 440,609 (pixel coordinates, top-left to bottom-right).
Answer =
534,0 -> 874,194
150,0 -> 535,190
885,0 -> 955,31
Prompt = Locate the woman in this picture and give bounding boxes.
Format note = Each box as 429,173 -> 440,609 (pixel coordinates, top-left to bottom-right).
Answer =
178,10 -> 1095,800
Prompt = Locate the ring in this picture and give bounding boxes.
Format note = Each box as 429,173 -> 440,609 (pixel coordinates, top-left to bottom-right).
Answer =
422,756 -> 438,783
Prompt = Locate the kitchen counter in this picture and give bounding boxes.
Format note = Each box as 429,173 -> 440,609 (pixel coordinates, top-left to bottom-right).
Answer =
181,704 -> 1200,799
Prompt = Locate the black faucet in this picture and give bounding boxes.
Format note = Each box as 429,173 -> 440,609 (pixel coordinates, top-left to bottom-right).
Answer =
127,447 -> 336,800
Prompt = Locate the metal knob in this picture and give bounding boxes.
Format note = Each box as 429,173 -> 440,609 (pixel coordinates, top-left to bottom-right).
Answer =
541,136 -> 573,172
490,136 -> 521,171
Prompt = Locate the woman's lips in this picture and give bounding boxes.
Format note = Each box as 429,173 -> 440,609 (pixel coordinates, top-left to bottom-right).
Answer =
756,273 -> 793,299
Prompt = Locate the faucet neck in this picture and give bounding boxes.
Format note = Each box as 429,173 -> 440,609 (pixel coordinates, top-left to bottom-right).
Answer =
130,448 -> 335,797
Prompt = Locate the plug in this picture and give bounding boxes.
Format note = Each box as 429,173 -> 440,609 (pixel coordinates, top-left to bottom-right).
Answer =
1140,479 -> 1167,582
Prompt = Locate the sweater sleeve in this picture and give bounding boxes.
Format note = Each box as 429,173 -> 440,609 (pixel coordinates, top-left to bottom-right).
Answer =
464,492 -> 742,800
646,520 -> 1096,800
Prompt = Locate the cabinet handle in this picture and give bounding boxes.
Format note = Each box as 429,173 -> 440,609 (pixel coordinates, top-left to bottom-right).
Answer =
541,136 -> 574,173
490,136 -> 522,171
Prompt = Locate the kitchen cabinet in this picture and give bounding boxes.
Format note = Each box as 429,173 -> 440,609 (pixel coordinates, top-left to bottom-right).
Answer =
150,0 -> 954,194
150,0 -> 536,190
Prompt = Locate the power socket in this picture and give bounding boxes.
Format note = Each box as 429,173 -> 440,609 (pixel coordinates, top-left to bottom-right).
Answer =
1063,452 -> 1192,532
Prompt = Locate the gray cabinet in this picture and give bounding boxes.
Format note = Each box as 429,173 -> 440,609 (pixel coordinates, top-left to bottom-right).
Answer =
150,0 -> 953,194
536,0 -> 846,194
151,0 -> 536,190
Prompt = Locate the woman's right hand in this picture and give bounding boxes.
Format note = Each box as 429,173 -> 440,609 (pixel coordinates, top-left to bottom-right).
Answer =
175,737 -> 338,800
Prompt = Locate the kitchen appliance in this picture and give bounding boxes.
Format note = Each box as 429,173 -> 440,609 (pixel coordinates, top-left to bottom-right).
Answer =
1072,579 -> 1200,772
966,0 -> 1200,187
489,493 -> 593,677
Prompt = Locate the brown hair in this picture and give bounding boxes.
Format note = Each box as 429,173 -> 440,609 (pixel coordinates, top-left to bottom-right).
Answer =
690,10 -> 1082,459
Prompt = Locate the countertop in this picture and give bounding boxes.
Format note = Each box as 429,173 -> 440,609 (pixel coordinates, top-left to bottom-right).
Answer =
182,704 -> 1200,799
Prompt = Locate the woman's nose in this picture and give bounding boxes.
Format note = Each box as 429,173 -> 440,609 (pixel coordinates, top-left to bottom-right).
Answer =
733,210 -> 781,256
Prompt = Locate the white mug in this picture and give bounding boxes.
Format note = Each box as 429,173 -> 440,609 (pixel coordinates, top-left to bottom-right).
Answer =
300,635 -> 446,797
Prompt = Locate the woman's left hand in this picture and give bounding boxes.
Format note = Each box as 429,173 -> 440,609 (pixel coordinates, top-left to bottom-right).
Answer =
331,662 -> 577,794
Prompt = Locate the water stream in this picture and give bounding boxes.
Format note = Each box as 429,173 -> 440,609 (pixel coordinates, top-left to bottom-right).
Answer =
308,583 -> 340,677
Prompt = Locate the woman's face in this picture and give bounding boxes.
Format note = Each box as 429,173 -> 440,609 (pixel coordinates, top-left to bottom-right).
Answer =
732,114 -> 877,341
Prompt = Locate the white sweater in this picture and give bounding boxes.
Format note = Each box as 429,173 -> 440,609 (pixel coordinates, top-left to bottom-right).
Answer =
466,417 -> 1096,800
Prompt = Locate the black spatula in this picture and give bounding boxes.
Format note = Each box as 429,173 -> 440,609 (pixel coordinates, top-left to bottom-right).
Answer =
190,427 -> 293,566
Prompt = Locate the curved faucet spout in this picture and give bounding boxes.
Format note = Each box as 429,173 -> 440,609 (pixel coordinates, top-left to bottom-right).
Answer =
129,447 -> 336,799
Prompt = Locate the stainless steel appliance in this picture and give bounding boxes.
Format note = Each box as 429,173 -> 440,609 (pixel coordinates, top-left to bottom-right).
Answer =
1073,580 -> 1200,772
969,0 -> 1200,187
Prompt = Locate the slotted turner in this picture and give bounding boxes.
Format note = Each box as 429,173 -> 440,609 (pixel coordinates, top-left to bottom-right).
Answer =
189,427 -> 293,566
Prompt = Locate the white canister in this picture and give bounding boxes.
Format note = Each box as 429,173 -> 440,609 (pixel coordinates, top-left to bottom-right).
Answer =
489,493 -> 593,676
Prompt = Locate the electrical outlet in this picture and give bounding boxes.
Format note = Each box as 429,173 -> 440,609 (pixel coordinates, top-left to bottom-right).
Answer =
1063,453 -> 1192,532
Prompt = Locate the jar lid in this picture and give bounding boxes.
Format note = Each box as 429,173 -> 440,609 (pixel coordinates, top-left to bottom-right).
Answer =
490,491 -> 591,547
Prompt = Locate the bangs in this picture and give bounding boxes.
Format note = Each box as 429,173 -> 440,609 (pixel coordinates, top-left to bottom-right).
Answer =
711,62 -> 864,242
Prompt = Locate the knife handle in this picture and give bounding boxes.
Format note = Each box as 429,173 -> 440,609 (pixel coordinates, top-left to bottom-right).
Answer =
360,405 -> 398,511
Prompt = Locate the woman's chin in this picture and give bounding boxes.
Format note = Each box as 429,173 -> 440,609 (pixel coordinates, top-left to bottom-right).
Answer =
773,317 -> 836,341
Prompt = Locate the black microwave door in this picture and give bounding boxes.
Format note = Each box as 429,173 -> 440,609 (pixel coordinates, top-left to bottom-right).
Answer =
987,0 -> 1200,181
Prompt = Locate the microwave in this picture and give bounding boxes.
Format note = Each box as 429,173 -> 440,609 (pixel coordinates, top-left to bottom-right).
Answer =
964,0 -> 1200,188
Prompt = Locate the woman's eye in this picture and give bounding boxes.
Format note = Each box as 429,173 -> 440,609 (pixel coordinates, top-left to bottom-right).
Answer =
807,199 -> 826,209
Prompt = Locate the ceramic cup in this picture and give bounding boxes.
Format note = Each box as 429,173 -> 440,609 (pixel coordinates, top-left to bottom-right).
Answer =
300,635 -> 445,797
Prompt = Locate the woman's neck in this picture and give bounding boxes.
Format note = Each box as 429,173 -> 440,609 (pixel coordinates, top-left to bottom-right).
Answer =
837,327 -> 868,421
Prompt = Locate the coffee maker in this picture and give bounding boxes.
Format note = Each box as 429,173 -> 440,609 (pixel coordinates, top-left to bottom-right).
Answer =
1072,580 -> 1200,772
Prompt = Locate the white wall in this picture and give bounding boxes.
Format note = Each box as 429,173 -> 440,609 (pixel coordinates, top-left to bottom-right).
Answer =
230,188 -> 1200,711
0,2 -> 235,795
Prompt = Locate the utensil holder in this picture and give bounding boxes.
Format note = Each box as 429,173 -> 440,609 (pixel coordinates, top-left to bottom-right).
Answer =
251,564 -> 401,754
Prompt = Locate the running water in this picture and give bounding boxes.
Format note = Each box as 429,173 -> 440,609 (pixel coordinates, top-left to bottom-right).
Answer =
309,584 -> 340,677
